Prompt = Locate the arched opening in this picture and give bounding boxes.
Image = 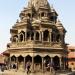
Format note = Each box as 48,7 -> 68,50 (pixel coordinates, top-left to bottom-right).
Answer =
34,55 -> 42,63
44,55 -> 51,67
31,32 -> 34,40
25,55 -> 32,63
12,35 -> 18,42
12,37 -> 16,42
11,56 -> 16,62
56,34 -> 60,42
20,34 -> 23,42
53,56 -> 60,70
19,31 -> 25,42
34,55 -> 42,71
28,13 -> 31,17
50,16 -> 54,21
51,33 -> 54,42
18,56 -> 24,62
18,56 -> 24,70
36,32 -> 39,40
43,30 -> 49,41
11,56 -> 16,69
51,33 -> 56,42
27,31 -> 31,40
41,12 -> 44,17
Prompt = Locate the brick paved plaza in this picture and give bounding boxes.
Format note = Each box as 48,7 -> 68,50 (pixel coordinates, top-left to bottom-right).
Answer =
0,70 -> 75,75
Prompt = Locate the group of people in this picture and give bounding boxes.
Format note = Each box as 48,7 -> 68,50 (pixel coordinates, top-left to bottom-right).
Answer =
25,60 -> 55,74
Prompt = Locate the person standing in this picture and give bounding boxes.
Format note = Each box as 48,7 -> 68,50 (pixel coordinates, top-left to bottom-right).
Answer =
26,61 -> 31,75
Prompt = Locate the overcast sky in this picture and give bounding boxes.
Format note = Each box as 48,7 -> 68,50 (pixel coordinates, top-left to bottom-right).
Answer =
0,0 -> 75,53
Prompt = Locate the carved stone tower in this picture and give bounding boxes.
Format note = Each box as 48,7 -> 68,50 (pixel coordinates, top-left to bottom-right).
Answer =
7,0 -> 67,72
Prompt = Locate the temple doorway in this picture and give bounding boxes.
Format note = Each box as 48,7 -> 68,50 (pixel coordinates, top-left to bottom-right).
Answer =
53,56 -> 60,70
34,55 -> 42,72
18,56 -> 24,70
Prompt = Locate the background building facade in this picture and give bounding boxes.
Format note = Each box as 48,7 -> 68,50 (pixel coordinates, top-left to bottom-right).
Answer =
68,46 -> 75,71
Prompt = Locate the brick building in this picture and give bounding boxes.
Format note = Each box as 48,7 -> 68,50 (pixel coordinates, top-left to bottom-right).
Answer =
68,46 -> 75,71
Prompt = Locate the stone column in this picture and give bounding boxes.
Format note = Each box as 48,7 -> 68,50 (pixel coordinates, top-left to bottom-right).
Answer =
9,57 -> 11,70
63,57 -> 66,70
32,56 -> 34,72
25,32 -> 27,41
39,32 -> 42,41
18,34 -> 20,42
54,33 -> 56,42
50,57 -> 53,72
23,34 -> 24,42
34,32 -> 36,41
51,57 -> 53,64
49,32 -> 51,43
59,57 -> 62,69
61,34 -> 64,43
16,57 -> 18,70
30,33 -> 32,40
42,32 -> 43,42
24,57 -> 26,71
42,57 -> 44,72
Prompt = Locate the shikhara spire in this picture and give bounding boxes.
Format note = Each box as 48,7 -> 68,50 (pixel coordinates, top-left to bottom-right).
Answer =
28,0 -> 50,11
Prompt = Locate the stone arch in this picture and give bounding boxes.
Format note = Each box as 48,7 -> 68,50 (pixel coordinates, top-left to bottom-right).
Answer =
12,35 -> 18,42
25,55 -> 32,63
44,55 -> 51,67
11,55 -> 17,69
18,55 -> 24,70
56,34 -> 60,42
41,12 -> 45,17
27,31 -> 31,40
27,13 -> 31,18
18,55 -> 24,62
43,30 -> 49,41
36,32 -> 39,40
53,56 -> 60,70
31,31 -> 34,40
51,32 -> 56,42
34,55 -> 42,63
34,55 -> 42,71
19,31 -> 25,42
11,55 -> 16,62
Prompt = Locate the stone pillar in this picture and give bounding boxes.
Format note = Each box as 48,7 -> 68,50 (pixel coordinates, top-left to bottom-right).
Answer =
39,32 -> 42,41
24,57 -> 26,71
51,57 -> 53,64
18,34 -> 20,42
42,32 -> 43,42
25,32 -> 27,41
34,32 -> 36,41
30,33 -> 32,40
50,57 -> 53,72
16,57 -> 18,70
63,57 -> 66,70
59,31 -> 64,43
42,57 -> 44,72
9,57 -> 11,70
45,12 -> 47,17
59,57 -> 62,69
54,33 -> 56,42
49,32 -> 51,43
32,56 -> 34,72
23,34 -> 24,42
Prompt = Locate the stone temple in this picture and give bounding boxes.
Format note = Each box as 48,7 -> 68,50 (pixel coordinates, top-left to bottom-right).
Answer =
6,0 -> 68,72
